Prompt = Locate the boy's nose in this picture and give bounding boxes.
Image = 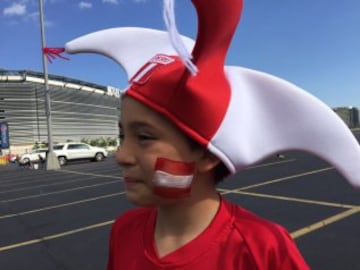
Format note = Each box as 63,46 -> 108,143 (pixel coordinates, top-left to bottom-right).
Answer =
116,145 -> 136,167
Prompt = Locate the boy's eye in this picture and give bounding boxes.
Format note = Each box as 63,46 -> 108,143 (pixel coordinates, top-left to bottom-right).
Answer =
137,133 -> 155,141
117,129 -> 156,146
118,131 -> 124,145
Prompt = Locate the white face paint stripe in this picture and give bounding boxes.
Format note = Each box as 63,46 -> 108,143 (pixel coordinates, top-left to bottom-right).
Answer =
132,62 -> 157,83
153,171 -> 193,188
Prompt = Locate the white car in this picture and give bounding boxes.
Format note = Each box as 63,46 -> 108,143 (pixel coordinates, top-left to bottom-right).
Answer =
53,143 -> 108,166
19,149 -> 47,164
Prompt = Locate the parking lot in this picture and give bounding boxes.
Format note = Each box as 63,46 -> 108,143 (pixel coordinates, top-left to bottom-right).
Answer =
0,130 -> 359,270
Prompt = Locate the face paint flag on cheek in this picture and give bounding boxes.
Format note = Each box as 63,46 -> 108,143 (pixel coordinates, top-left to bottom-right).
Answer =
153,158 -> 195,199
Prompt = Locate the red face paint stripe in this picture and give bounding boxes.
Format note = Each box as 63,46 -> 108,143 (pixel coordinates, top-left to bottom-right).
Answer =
155,158 -> 195,175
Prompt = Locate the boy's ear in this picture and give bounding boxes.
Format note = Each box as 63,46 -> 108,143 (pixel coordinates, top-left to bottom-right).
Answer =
196,151 -> 221,173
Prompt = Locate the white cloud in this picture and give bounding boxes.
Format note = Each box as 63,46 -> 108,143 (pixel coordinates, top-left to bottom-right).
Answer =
38,0 -> 64,4
24,11 -> 53,27
44,20 -> 54,27
102,0 -> 119,4
3,3 -> 27,16
26,11 -> 39,21
79,1 -> 92,9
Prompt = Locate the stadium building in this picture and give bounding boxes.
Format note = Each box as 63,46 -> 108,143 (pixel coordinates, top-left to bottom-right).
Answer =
333,106 -> 360,128
0,69 -> 121,154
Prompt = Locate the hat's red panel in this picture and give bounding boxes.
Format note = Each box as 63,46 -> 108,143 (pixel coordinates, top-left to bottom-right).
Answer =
126,0 -> 243,146
127,56 -> 230,146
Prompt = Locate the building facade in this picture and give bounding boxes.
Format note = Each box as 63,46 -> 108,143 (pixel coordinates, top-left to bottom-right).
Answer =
333,106 -> 359,128
0,69 -> 121,152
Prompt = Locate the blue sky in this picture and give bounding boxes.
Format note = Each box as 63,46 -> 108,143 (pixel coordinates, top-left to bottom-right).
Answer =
1,0 -> 359,108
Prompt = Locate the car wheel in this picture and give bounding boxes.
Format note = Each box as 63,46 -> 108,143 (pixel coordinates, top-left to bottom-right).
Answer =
58,156 -> 67,166
23,158 -> 30,164
94,152 -> 104,162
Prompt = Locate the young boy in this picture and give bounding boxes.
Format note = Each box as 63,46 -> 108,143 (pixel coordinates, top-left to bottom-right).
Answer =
64,0 -> 360,269
107,94 -> 310,269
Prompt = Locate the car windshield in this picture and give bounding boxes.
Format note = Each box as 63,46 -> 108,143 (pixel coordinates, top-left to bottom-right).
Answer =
31,149 -> 47,153
53,145 -> 64,150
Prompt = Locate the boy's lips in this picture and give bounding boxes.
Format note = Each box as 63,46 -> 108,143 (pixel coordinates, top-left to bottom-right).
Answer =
124,176 -> 143,185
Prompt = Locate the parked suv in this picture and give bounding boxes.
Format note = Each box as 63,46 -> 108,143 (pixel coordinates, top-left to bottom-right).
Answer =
19,149 -> 48,165
53,143 -> 108,166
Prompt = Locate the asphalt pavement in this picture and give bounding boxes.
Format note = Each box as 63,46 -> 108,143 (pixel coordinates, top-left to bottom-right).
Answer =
0,130 -> 359,270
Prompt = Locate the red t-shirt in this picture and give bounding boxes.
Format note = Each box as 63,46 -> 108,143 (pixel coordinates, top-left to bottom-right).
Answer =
107,196 -> 310,269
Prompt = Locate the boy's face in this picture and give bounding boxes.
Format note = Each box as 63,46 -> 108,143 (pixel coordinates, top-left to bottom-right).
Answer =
117,97 -> 204,206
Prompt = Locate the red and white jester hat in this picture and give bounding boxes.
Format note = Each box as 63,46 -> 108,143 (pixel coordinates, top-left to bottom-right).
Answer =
65,0 -> 360,188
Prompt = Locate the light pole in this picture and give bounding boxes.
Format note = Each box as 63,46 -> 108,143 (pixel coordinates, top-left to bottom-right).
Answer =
39,0 -> 60,170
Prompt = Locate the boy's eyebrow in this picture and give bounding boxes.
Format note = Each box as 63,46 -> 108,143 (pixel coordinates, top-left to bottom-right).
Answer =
118,121 -> 154,130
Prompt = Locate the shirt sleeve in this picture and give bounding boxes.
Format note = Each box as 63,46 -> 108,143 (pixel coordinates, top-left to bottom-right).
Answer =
276,230 -> 310,270
106,225 -> 115,270
239,220 -> 310,270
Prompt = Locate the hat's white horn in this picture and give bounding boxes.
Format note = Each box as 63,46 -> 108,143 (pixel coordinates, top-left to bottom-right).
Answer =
65,27 -> 195,80
213,66 -> 360,188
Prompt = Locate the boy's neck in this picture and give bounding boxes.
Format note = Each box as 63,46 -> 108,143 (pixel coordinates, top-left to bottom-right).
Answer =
154,191 -> 220,258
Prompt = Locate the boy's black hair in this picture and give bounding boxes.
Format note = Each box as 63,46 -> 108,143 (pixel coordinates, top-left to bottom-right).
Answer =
213,162 -> 230,185
185,136 -> 229,185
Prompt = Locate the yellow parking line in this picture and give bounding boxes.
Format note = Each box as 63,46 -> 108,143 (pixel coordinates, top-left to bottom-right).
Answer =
246,158 -> 296,170
291,207 -> 360,239
220,190 -> 358,209
221,167 -> 333,194
0,192 -> 125,220
1,180 -> 122,203
0,220 -> 115,252
2,205 -> 357,252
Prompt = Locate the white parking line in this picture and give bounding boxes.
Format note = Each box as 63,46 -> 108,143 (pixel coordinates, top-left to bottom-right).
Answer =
246,158 -> 296,170
220,167 -> 334,194
0,163 -> 355,253
0,174 -> 122,195
60,169 -> 122,179
219,190 -> 358,209
0,169 -> 121,188
0,180 -> 122,203
0,192 -> 125,220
